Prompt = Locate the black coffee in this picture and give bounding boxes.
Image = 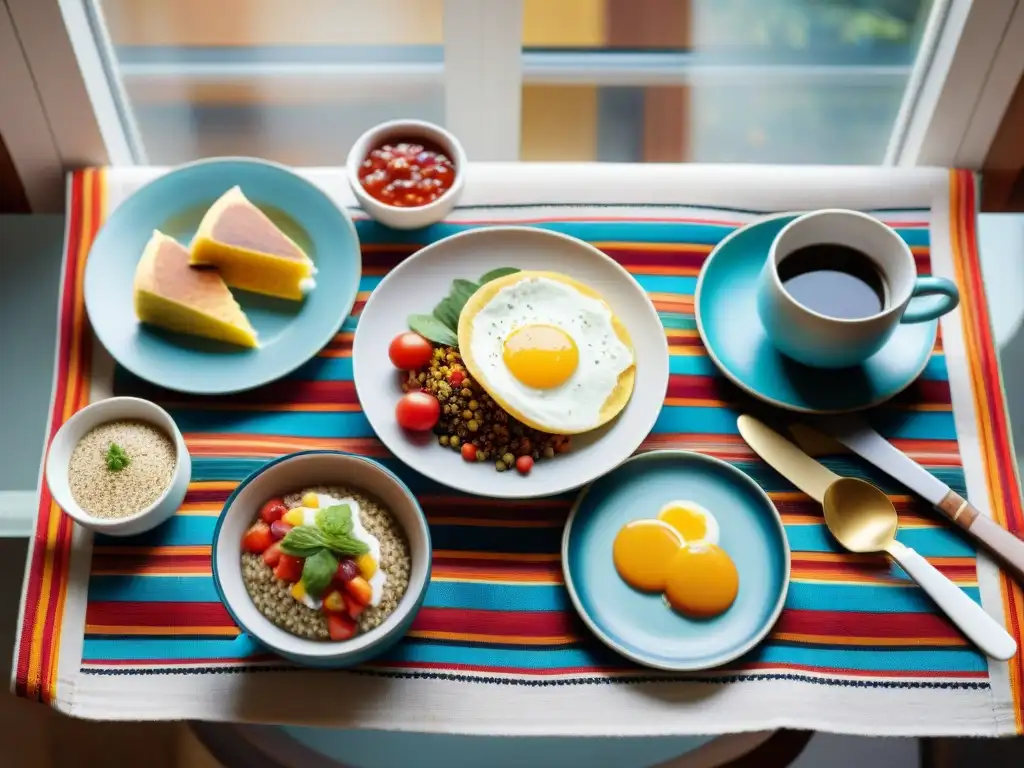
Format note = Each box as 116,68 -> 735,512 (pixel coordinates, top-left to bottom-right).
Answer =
777,244 -> 887,320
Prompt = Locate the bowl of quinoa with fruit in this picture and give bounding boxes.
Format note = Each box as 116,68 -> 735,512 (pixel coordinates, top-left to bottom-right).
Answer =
212,450 -> 430,667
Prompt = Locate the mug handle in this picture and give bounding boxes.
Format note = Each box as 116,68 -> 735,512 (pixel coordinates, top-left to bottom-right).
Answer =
900,276 -> 960,324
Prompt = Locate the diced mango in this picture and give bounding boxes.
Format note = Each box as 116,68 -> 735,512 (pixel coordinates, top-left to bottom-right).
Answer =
290,581 -> 308,602
344,575 -> 373,607
282,507 -> 307,526
356,553 -> 377,580
323,590 -> 346,613
301,492 -> 320,509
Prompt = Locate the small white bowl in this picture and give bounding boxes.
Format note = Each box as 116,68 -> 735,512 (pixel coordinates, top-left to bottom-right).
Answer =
212,451 -> 431,667
45,396 -> 191,536
346,119 -> 466,230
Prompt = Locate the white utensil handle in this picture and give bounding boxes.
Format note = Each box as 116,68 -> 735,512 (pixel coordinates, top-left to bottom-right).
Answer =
890,544 -> 1017,661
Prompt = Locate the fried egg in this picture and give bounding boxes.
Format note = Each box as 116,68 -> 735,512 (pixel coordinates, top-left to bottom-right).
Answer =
657,500 -> 719,546
457,271 -> 635,434
663,543 -> 739,619
612,519 -> 684,592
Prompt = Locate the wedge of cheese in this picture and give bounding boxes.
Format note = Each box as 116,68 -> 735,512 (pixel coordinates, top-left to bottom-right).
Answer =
190,186 -> 315,301
134,230 -> 259,348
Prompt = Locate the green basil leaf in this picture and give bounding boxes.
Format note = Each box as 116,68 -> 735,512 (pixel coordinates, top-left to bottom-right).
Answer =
447,280 -> 481,320
479,267 -> 519,284
279,525 -> 327,557
301,548 -> 338,598
452,278 -> 480,296
322,531 -> 370,557
432,298 -> 460,333
316,504 -> 353,538
408,314 -> 458,346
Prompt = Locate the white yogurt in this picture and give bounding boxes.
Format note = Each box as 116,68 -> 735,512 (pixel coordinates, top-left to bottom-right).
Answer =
317,493 -> 386,607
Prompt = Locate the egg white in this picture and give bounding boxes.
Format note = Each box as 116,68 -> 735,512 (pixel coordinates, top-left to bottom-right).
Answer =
466,276 -> 633,433
657,500 -> 720,546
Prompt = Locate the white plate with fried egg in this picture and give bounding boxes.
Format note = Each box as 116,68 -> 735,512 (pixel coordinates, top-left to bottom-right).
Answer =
352,227 -> 669,499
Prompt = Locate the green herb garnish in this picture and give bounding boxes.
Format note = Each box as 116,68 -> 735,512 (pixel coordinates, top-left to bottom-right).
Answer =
407,314 -> 459,346
300,548 -> 338,598
316,504 -> 355,538
279,517 -> 370,560
408,267 -> 521,346
104,442 -> 131,472
478,267 -> 520,284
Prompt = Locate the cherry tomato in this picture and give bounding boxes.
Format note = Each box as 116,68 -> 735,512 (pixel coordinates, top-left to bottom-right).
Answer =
448,370 -> 465,386
461,443 -> 478,462
396,391 -> 441,431
259,498 -> 287,524
516,455 -> 534,475
274,554 -> 304,583
241,522 -> 273,553
388,332 -> 434,370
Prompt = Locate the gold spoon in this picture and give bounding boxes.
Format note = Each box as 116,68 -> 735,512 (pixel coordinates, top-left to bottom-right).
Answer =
737,415 -> 1016,661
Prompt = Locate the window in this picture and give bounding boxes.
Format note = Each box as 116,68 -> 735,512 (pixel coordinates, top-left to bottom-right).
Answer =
3,0 -> 1023,206
519,0 -> 937,164
93,0 -> 446,165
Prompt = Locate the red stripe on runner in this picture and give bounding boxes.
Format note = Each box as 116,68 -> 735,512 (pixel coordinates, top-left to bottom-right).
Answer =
15,172 -> 84,699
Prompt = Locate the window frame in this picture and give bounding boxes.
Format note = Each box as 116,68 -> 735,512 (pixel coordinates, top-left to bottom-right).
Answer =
1,0 -> 1022,211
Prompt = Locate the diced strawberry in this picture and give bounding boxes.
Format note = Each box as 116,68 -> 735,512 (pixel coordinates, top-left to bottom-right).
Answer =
326,612 -> 357,641
262,542 -> 282,567
322,589 -> 346,613
241,522 -> 273,554
344,575 -> 373,607
273,554 -> 304,583
343,592 -> 365,620
259,498 -> 288,524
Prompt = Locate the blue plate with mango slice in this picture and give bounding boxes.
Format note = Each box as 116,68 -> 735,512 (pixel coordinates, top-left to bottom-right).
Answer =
562,450 -> 790,671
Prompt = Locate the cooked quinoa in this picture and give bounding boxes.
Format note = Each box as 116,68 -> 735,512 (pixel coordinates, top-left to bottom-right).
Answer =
241,485 -> 412,640
68,420 -> 176,519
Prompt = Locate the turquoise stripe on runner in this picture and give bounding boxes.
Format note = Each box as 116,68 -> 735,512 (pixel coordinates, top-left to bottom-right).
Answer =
81,635 -> 980,674
162,406 -> 958,441
275,354 -> 948,384
85,576 -> 979,617
352,220 -> 930,248
93,508 -> 973,557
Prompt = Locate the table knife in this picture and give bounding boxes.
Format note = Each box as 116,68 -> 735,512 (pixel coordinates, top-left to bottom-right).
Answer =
806,413 -> 1024,583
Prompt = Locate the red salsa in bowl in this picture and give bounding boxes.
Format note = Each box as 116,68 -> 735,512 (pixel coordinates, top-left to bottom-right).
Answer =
357,141 -> 456,208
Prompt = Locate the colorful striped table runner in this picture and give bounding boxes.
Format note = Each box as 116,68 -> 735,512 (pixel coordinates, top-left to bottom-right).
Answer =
11,166 -> 1023,735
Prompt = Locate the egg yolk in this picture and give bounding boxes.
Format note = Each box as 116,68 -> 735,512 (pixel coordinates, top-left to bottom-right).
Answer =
663,543 -> 739,619
612,519 -> 683,592
657,503 -> 708,541
502,324 -> 579,389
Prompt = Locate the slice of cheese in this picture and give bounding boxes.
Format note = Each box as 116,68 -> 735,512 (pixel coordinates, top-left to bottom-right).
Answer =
190,186 -> 316,301
134,230 -> 259,348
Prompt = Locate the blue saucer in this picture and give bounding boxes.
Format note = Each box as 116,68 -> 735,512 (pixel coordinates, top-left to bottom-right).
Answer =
694,214 -> 937,413
84,158 -> 361,394
562,451 -> 790,671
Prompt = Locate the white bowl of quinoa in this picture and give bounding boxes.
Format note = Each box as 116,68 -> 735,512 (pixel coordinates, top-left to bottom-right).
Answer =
212,450 -> 431,667
45,396 -> 191,536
